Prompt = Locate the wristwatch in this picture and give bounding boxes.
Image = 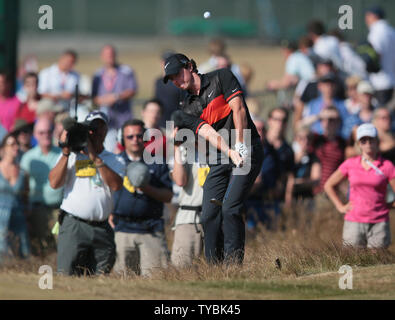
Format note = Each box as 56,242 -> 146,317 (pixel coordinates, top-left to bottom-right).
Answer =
95,158 -> 105,168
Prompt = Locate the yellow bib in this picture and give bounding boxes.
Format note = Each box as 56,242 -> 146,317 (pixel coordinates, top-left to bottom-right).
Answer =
197,167 -> 210,187
75,160 -> 96,177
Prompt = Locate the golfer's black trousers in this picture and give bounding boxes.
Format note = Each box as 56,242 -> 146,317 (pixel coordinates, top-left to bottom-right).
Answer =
201,139 -> 264,264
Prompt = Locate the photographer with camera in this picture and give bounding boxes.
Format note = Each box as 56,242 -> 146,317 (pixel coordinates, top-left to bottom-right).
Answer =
108,119 -> 173,277
49,111 -> 125,276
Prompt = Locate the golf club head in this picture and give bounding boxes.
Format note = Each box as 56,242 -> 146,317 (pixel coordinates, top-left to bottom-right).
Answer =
210,198 -> 223,206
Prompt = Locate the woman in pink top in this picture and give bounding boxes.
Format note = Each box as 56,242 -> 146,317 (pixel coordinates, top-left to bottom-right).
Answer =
324,123 -> 395,248
0,73 -> 21,132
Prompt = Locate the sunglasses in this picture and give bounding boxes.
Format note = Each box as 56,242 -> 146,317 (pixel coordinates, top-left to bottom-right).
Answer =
320,117 -> 339,122
126,134 -> 144,140
360,137 -> 375,144
6,140 -> 18,146
375,115 -> 390,120
37,130 -> 52,135
270,116 -> 287,123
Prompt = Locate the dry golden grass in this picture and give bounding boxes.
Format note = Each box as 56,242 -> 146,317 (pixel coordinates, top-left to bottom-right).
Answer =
154,199 -> 395,282
1,198 -> 395,299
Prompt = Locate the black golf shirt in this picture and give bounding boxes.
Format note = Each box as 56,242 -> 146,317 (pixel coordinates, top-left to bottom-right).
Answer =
177,68 -> 259,141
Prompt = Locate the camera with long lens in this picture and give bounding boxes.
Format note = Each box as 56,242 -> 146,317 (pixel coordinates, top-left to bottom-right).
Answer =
59,84 -> 109,153
58,117 -> 90,153
57,83 -> 91,153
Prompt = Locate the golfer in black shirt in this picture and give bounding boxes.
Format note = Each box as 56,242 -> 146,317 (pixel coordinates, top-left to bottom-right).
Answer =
164,53 -> 264,264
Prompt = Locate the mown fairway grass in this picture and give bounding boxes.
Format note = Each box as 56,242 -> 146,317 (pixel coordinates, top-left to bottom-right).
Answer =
1,264 -> 395,300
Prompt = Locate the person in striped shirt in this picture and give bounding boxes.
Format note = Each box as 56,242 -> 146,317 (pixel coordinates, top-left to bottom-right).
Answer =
311,106 -> 346,194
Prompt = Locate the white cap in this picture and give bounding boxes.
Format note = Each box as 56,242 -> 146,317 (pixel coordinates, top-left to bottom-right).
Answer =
36,98 -> 64,115
356,123 -> 378,141
84,111 -> 108,125
357,81 -> 374,95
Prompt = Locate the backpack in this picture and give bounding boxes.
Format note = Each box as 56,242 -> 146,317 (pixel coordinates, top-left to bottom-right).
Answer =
355,41 -> 381,73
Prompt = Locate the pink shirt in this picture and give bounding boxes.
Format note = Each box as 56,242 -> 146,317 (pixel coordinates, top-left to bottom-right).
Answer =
339,156 -> 395,223
0,96 -> 21,132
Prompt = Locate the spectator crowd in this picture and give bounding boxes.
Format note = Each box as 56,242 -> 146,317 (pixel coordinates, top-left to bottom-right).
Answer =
0,6 -> 394,275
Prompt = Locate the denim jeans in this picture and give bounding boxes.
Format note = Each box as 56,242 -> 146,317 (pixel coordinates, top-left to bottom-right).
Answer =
0,208 -> 11,260
9,207 -> 31,258
0,206 -> 30,261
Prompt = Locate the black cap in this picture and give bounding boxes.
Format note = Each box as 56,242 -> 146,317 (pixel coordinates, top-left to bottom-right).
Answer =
366,6 -> 385,19
281,39 -> 297,52
161,50 -> 175,61
163,53 -> 191,83
318,72 -> 336,83
316,56 -> 333,66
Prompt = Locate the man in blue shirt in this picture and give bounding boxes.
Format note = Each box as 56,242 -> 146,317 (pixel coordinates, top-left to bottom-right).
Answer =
109,119 -> 173,276
245,119 -> 280,232
92,45 -> 138,152
20,118 -> 63,255
302,72 -> 350,139
266,41 -> 315,91
266,108 -> 294,213
154,51 -> 186,128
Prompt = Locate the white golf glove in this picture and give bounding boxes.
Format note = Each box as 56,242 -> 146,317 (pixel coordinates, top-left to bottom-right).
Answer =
234,142 -> 248,159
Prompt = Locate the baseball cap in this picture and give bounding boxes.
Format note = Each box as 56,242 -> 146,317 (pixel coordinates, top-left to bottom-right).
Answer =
84,111 -> 108,125
163,53 -> 191,83
36,98 -> 64,115
12,119 -> 33,133
161,50 -> 175,61
316,56 -> 333,66
365,6 -> 385,19
357,81 -> 374,95
356,123 -> 378,141
281,39 -> 298,51
318,72 -> 336,83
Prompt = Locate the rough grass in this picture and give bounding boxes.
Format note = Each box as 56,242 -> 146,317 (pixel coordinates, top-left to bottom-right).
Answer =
1,198 -> 395,299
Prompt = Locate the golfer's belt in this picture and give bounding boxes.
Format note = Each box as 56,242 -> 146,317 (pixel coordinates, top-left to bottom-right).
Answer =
179,205 -> 202,234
